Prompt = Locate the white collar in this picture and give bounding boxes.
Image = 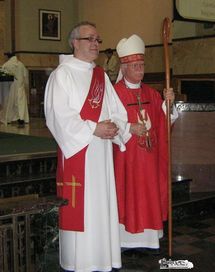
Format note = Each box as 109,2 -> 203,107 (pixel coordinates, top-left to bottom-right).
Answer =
124,77 -> 141,89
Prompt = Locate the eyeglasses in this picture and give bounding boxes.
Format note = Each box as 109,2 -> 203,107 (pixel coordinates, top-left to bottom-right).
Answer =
76,37 -> 103,44
127,63 -> 145,70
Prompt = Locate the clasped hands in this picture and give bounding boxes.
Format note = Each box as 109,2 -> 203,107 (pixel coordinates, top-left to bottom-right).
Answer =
94,120 -> 119,139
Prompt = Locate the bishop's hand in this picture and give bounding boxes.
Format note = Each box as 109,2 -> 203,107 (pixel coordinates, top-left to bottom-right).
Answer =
130,122 -> 147,137
163,88 -> 175,106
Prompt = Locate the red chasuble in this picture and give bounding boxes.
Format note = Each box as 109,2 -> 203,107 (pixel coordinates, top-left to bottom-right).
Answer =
113,79 -> 168,233
57,66 -> 105,231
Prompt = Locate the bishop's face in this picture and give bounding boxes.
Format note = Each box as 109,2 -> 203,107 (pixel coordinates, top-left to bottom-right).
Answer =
73,25 -> 101,63
123,60 -> 145,84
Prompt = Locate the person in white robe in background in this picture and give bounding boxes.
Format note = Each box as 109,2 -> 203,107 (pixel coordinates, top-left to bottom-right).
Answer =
44,21 -> 131,272
0,55 -> 29,127
103,48 -> 119,84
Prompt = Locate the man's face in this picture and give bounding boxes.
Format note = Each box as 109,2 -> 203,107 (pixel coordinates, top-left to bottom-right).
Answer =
123,60 -> 144,84
73,25 -> 101,62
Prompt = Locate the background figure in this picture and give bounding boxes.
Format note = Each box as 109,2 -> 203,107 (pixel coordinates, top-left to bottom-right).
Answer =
0,54 -> 29,127
113,35 -> 178,253
103,48 -> 119,84
44,21 -> 130,272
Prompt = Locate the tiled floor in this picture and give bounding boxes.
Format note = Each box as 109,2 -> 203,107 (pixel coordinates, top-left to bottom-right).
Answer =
120,214 -> 215,272
34,209 -> 215,272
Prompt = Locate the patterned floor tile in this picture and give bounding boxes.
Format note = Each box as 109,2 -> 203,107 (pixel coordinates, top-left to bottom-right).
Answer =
171,244 -> 203,256
205,226 -> 215,234
190,230 -> 215,239
203,235 -> 215,242
186,221 -> 211,229
172,225 -> 198,234
191,239 -> 215,250
201,218 -> 215,224
173,234 -> 200,244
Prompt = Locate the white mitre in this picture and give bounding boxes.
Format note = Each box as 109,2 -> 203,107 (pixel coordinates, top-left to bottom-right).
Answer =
116,34 -> 145,64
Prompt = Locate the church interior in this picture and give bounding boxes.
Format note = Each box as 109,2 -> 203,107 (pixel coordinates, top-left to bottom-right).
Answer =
0,0 -> 215,271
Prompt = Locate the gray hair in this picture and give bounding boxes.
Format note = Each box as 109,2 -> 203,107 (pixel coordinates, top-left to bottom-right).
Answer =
68,21 -> 96,51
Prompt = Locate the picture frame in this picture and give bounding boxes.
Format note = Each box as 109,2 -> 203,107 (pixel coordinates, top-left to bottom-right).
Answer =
39,9 -> 61,40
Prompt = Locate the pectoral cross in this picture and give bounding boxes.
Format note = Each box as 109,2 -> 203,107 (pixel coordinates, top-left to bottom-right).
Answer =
136,94 -> 152,150
128,94 -> 152,150
127,101 -> 149,106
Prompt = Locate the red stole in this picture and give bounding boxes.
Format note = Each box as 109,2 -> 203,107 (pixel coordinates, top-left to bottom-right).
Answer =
57,66 -> 105,231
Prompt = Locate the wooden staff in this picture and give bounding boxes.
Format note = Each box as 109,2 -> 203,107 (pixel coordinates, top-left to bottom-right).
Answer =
162,17 -> 173,257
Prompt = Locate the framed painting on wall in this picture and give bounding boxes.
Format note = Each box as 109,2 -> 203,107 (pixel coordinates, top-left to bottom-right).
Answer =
39,9 -> 61,40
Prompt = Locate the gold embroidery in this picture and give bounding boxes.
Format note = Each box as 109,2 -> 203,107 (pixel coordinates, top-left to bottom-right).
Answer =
70,175 -> 81,208
57,175 -> 81,208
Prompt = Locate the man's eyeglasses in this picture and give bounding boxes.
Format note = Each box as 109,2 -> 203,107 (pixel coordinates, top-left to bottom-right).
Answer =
127,63 -> 144,70
76,37 -> 103,44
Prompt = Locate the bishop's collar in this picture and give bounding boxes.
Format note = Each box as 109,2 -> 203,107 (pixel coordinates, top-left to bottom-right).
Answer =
124,77 -> 141,89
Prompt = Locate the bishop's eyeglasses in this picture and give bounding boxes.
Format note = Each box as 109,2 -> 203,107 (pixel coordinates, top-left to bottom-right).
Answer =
76,36 -> 103,44
127,63 -> 145,70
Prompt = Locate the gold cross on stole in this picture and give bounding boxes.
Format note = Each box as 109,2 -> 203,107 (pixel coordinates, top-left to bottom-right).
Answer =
70,175 -> 81,208
57,175 -> 81,208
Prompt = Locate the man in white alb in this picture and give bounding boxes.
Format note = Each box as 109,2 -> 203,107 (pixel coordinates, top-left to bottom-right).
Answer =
44,21 -> 131,272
